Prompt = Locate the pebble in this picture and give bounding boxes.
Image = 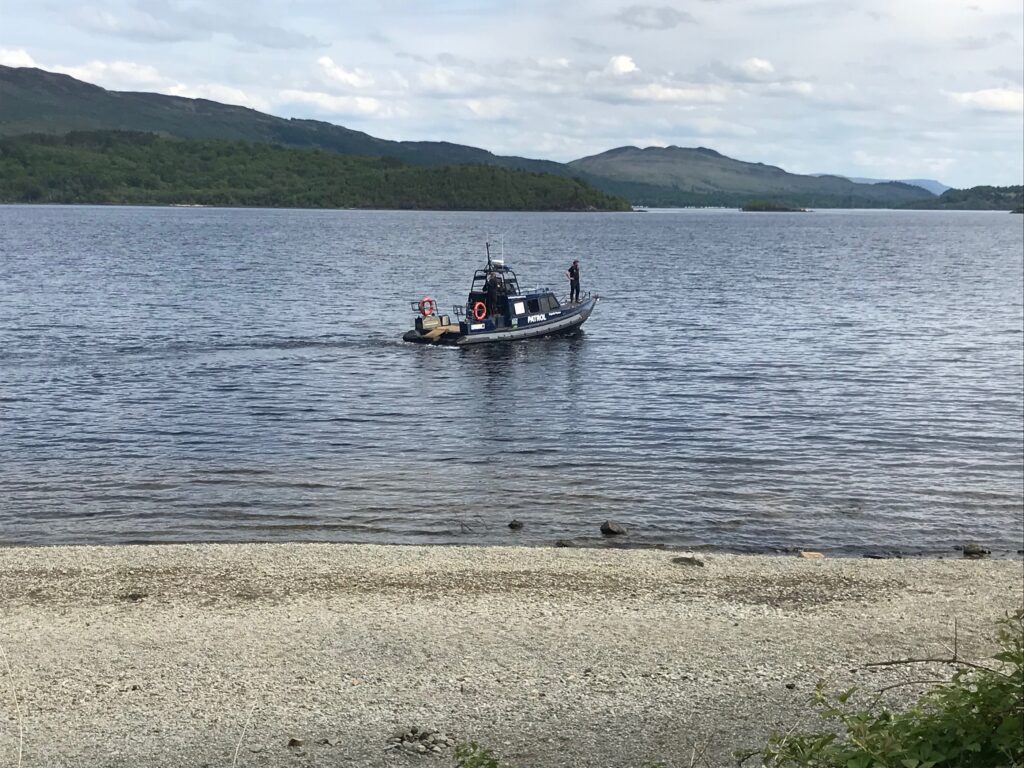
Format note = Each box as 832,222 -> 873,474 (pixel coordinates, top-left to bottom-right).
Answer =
391,726 -> 456,755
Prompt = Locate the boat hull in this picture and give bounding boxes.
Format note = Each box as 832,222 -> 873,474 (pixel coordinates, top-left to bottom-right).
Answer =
403,296 -> 598,346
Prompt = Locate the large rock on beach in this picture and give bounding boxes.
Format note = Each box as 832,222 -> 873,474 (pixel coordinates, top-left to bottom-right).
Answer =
600,520 -> 627,536
962,542 -> 990,558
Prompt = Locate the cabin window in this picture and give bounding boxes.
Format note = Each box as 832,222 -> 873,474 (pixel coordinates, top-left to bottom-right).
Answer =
540,295 -> 559,312
513,301 -> 526,315
527,298 -> 540,313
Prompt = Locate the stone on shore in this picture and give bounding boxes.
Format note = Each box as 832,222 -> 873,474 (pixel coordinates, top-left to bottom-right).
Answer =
391,727 -> 455,755
671,555 -> 704,567
962,543 -> 990,558
600,520 -> 627,536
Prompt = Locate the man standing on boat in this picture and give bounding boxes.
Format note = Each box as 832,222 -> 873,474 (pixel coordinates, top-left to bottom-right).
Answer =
566,259 -> 581,304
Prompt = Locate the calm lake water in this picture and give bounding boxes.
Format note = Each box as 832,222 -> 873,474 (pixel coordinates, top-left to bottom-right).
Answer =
1,205 -> 1021,555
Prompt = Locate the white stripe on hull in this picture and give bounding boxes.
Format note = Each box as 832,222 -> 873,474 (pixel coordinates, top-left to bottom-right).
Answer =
455,299 -> 596,345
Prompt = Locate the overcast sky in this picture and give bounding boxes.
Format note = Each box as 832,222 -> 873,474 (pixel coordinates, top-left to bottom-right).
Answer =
2,0 -> 1022,187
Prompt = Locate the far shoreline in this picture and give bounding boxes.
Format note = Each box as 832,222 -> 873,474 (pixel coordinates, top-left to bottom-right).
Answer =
1,537 -> 1020,560
2,202 -> 1022,213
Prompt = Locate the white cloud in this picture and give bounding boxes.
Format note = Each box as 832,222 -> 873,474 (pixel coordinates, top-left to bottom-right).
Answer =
415,64 -> 485,95
538,57 -> 571,69
18,54 -> 268,111
167,83 -> 269,111
606,55 -> 639,75
279,89 -> 384,116
852,149 -> 957,177
317,56 -> 374,89
685,117 -> 758,136
765,80 -> 815,96
0,48 -> 38,68
630,83 -> 727,103
949,88 -> 1024,113
75,7 -> 194,43
54,60 -> 167,88
72,3 -> 322,49
616,5 -> 696,30
738,58 -> 776,79
463,97 -> 516,120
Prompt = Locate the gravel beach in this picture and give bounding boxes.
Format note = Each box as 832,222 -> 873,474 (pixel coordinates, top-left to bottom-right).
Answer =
0,543 -> 1020,768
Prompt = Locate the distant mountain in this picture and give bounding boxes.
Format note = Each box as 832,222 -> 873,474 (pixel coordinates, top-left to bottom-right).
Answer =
568,146 -> 936,208
0,65 -> 565,174
843,176 -> 950,196
0,65 -> 950,209
903,185 -> 1023,211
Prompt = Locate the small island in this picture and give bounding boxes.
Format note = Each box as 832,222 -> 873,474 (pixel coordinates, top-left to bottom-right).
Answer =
741,200 -> 808,212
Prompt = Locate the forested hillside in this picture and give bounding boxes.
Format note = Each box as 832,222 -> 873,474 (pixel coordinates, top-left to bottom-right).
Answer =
0,132 -> 631,211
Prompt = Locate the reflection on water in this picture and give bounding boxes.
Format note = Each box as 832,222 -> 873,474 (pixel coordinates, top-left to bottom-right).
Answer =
0,206 -> 1021,555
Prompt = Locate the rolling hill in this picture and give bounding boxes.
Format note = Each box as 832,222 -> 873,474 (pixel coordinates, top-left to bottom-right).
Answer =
846,177 -> 950,196
0,64 -> 944,209
567,146 -> 936,208
0,65 -> 564,174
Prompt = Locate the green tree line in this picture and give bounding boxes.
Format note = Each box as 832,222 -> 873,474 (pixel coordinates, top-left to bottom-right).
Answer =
0,131 -> 632,211
907,184 -> 1024,211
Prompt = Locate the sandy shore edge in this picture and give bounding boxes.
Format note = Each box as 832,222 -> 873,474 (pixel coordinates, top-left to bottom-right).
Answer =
0,543 -> 1021,767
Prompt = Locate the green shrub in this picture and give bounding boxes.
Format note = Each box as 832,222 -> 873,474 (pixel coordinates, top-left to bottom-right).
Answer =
452,613 -> 1022,768
742,610 -> 1024,768
454,742 -> 505,768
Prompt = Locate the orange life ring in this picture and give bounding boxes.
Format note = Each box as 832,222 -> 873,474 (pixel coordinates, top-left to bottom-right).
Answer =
418,296 -> 436,317
472,301 -> 488,321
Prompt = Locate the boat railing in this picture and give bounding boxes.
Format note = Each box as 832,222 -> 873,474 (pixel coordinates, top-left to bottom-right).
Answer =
558,289 -> 592,306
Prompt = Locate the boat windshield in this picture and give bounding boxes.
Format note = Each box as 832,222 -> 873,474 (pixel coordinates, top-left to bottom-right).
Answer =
469,264 -> 521,296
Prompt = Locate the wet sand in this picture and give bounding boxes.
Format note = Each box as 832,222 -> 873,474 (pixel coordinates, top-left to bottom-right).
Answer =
0,543 -> 1020,767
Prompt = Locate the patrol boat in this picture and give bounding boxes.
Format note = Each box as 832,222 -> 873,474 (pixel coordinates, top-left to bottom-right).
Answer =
402,247 -> 599,346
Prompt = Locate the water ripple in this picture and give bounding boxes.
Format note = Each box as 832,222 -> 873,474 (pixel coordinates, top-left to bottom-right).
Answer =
0,206 -> 1021,555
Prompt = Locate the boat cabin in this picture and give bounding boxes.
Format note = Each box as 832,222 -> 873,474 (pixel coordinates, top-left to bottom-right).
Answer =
460,259 -> 562,332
